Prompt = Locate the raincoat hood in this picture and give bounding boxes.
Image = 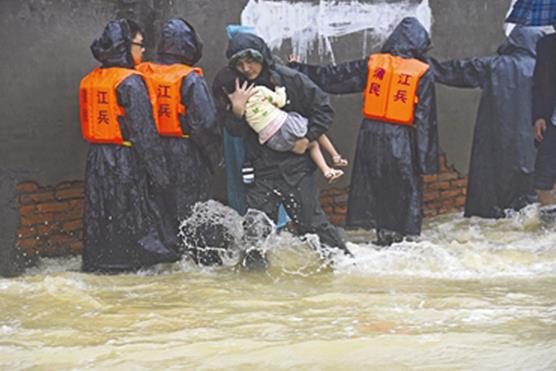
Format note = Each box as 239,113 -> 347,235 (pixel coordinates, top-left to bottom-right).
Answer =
381,17 -> 431,59
157,19 -> 203,66
226,33 -> 274,68
497,26 -> 545,57
91,19 -> 135,68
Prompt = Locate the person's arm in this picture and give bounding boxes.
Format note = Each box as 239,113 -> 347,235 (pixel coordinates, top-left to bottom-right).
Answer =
117,74 -> 170,187
288,58 -> 368,94
414,69 -> 439,175
428,56 -> 492,88
532,36 -> 553,128
293,71 -> 334,142
181,73 -> 222,173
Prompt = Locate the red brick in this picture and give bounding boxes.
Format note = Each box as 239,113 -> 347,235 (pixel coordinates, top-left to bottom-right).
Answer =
334,205 -> 348,215
322,205 -> 333,215
423,191 -> 440,202
424,209 -> 438,218
69,199 -> 84,210
422,174 -> 438,183
438,172 -> 459,182
429,181 -> 451,191
16,226 -> 37,239
451,178 -> 468,188
455,196 -> 466,207
37,223 -> 61,235
28,192 -> 56,203
329,215 -> 345,225
16,182 -> 39,193
320,196 -> 333,206
56,208 -> 84,221
46,233 -> 74,245
333,194 -> 349,204
55,188 -> 84,200
62,219 -> 82,232
36,202 -> 67,213
442,199 -> 456,208
18,204 -> 36,215
17,237 -> 44,251
20,213 -> 54,226
440,190 -> 461,199
56,181 -> 84,190
68,241 -> 84,254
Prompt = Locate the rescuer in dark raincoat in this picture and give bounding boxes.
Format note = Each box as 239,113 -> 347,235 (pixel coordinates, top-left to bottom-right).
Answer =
143,19 -> 221,248
289,17 -> 439,245
213,33 -> 351,259
430,26 -> 544,218
82,20 -> 178,272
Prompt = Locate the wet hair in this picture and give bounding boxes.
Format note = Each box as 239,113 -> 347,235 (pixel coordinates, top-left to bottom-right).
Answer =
228,48 -> 264,68
126,19 -> 143,39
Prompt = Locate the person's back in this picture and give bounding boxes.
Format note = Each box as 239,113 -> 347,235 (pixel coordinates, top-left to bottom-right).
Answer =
81,19 -> 177,272
431,26 -> 543,218
136,19 -> 220,248
289,17 -> 439,245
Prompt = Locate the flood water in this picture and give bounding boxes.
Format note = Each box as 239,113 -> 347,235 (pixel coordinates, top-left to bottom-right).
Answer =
1,204 -> 556,370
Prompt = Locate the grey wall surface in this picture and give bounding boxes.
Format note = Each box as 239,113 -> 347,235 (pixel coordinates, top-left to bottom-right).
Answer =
0,0 -> 514,275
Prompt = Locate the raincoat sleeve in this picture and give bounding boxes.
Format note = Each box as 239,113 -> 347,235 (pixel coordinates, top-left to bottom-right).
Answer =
288,59 -> 368,94
532,36 -> 556,123
293,71 -> 335,142
414,69 -> 439,175
117,75 -> 170,187
181,73 -> 222,172
428,57 -> 493,88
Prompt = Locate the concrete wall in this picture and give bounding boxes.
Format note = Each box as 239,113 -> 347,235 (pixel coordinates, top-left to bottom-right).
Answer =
0,0 -> 513,276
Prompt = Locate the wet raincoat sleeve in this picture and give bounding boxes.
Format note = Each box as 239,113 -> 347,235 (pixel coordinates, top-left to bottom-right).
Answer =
414,69 -> 439,174
181,73 -> 222,172
293,71 -> 335,142
428,57 -> 493,88
288,59 -> 368,94
117,75 -> 170,187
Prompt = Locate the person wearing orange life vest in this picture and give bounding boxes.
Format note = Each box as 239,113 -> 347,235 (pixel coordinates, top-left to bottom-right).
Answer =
137,19 -> 221,250
81,19 -> 178,273
289,17 -> 439,245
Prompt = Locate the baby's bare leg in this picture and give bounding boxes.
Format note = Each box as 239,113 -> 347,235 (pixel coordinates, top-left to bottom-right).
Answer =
318,134 -> 348,167
309,141 -> 343,183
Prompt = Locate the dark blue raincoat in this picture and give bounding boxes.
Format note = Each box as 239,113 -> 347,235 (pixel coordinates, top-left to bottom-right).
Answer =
290,17 -> 439,236
82,20 -> 178,272
153,19 -> 221,247
430,26 -> 544,218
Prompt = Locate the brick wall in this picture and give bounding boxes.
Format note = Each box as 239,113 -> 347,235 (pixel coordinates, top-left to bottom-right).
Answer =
320,153 -> 467,225
16,181 -> 84,260
14,153 -> 467,258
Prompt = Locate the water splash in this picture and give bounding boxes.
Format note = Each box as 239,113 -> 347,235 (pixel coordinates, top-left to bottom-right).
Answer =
16,203 -> 556,280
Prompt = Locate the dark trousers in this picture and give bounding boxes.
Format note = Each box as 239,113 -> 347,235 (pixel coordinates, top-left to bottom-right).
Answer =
246,172 -> 348,254
535,123 -> 556,190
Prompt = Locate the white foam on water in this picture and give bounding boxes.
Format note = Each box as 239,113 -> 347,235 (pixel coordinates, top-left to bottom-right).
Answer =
241,0 -> 433,63
14,202 -> 556,281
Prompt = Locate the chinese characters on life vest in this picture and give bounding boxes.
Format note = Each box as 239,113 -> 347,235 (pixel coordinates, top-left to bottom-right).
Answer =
97,91 -> 110,125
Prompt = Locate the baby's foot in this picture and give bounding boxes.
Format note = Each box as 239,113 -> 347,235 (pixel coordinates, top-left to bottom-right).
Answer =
332,155 -> 348,167
324,168 -> 344,183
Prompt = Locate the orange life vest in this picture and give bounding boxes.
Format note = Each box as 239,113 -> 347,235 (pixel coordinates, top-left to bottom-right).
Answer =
80,68 -> 159,146
362,53 -> 429,125
136,62 -> 203,137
